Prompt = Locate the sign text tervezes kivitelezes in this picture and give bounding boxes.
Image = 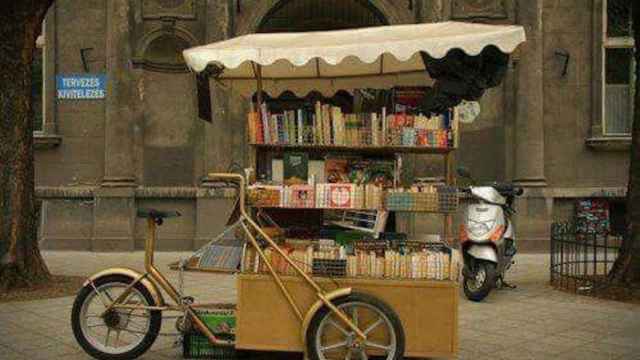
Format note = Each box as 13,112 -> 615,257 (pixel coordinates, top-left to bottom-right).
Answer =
56,74 -> 107,100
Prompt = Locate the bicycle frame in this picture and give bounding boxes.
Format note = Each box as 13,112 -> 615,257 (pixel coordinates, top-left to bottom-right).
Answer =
92,173 -> 366,347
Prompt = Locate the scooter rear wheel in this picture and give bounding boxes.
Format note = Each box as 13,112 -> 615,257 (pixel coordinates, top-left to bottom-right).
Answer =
463,261 -> 496,302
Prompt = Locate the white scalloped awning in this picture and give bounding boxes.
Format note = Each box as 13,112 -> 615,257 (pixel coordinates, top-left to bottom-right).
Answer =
183,21 -> 525,97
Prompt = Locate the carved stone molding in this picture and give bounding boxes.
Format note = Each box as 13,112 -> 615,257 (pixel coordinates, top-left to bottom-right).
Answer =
585,137 -> 631,151
451,0 -> 507,20
142,0 -> 196,20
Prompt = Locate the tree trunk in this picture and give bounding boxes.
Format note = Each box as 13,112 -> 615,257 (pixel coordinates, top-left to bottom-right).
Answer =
609,2 -> 640,285
0,1 -> 55,290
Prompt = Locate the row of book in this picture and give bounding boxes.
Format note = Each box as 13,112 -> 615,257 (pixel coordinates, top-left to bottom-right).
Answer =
247,101 -> 458,148
244,243 -> 461,281
249,183 -> 380,209
248,183 -> 458,212
346,249 -> 460,280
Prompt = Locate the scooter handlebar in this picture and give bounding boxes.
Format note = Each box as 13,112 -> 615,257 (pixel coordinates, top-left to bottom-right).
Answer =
458,184 -> 523,197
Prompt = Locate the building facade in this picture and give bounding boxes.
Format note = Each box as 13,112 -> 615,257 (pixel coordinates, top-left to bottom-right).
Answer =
34,0 -> 633,252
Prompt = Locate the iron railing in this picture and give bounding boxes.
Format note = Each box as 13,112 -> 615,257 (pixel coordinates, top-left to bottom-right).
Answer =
550,222 -> 623,295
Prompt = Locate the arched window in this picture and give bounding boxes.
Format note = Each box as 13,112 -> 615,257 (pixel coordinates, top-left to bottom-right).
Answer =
141,34 -> 191,73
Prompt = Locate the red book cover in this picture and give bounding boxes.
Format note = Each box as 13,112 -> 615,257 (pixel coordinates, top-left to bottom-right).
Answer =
327,184 -> 353,208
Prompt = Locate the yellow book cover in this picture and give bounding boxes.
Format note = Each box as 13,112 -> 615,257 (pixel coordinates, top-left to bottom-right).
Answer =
376,257 -> 384,278
371,112 -> 379,146
331,106 -> 343,145
322,104 -> 331,145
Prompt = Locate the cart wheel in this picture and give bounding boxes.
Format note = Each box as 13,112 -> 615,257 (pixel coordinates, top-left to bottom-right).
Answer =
306,292 -> 405,360
71,275 -> 162,360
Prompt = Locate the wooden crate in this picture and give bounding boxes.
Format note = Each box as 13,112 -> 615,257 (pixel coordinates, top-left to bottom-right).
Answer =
236,274 -> 458,358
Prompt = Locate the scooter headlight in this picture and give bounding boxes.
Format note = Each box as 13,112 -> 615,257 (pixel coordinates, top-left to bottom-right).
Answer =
467,219 -> 496,237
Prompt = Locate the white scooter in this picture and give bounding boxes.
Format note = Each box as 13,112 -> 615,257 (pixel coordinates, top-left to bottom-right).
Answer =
457,167 -> 523,302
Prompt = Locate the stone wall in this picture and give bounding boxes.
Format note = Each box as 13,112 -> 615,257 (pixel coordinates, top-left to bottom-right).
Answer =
543,0 -> 628,188
34,0 -> 630,252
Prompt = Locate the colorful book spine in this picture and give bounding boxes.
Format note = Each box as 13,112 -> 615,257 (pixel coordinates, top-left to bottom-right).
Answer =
315,102 -> 323,145
260,103 -> 270,144
322,104 -> 331,145
371,113 -> 379,146
297,109 -> 304,144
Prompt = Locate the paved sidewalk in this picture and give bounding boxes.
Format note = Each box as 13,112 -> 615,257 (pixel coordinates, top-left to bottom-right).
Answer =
0,252 -> 638,360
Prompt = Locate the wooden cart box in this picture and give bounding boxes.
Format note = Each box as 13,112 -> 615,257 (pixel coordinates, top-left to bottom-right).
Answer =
236,274 -> 458,358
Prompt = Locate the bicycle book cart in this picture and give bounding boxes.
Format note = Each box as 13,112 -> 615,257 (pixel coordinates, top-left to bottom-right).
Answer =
71,22 -> 525,360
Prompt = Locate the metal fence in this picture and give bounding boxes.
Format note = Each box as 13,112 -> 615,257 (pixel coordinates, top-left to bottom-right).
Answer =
550,222 -> 622,295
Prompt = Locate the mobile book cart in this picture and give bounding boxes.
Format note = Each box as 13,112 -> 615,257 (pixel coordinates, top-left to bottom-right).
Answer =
70,22 -> 525,360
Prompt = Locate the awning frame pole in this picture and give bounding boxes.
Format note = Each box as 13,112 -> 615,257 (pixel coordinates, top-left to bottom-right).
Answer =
253,62 -> 264,114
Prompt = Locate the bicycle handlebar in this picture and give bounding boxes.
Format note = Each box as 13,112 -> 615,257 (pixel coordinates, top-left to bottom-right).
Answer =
208,173 -> 248,216
208,173 -> 245,186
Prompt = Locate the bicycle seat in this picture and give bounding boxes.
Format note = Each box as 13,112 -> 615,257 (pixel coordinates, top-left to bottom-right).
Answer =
136,208 -> 181,220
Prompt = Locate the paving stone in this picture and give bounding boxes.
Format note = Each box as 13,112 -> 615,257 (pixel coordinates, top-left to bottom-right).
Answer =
0,252 -> 636,360
21,344 -> 81,360
555,347 -> 626,360
576,342 -> 638,359
0,346 -> 29,360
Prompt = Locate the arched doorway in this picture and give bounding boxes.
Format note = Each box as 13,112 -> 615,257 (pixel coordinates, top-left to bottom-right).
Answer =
258,0 -> 388,33
254,0 -> 391,110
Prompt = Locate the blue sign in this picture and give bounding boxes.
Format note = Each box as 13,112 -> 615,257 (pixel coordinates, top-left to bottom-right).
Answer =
56,74 -> 107,100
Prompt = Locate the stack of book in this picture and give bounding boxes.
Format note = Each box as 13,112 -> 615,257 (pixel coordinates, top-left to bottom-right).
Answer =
282,184 -> 315,208
245,241 -> 462,281
385,186 -> 459,213
247,185 -> 283,207
247,101 -> 456,149
249,183 -> 457,212
316,183 -> 365,209
254,246 -> 314,275
347,249 -> 459,280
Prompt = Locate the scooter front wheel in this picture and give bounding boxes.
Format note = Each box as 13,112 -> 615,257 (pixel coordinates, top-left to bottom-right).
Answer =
71,274 -> 162,360
463,261 -> 496,302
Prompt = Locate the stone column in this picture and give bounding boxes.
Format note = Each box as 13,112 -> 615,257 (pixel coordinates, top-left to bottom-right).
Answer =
201,0 -> 234,184
93,0 -> 136,251
102,0 -> 136,187
196,0 -> 238,246
513,0 -> 546,187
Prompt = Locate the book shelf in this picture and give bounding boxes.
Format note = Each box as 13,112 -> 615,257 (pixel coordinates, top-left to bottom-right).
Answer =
249,107 -> 459,244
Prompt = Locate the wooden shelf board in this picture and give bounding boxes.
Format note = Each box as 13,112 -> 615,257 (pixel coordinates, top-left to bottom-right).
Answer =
253,205 -> 456,214
253,205 -> 377,211
329,220 -> 376,233
251,143 -> 455,155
